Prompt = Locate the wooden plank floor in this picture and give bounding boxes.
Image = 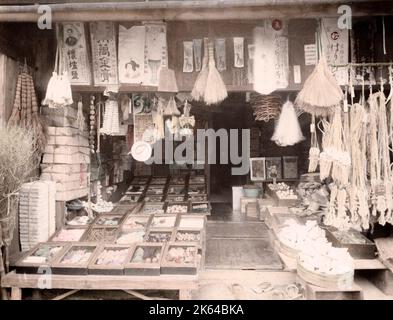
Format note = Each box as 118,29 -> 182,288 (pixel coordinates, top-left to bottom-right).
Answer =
207,221 -> 269,238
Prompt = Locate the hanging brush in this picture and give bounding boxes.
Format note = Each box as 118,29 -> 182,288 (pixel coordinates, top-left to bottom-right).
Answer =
191,38 -> 209,101
203,41 -> 228,105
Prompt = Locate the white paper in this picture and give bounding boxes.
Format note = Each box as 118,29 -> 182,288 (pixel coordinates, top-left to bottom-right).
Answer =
215,38 -> 227,72
304,44 -> 317,66
293,65 -> 301,84
233,37 -> 244,68
183,41 -> 194,73
193,39 -> 203,72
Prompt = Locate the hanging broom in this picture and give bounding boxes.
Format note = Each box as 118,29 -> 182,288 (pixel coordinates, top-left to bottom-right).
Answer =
203,41 -> 228,105
191,38 -> 209,101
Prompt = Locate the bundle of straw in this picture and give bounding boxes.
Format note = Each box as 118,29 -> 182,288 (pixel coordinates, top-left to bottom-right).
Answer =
295,57 -> 343,117
191,38 -> 209,101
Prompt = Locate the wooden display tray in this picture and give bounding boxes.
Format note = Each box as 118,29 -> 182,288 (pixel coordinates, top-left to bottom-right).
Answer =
265,184 -> 300,207
173,228 -> 203,248
161,242 -> 199,275
124,243 -> 164,276
150,176 -> 169,185
166,185 -> 187,195
119,194 -> 141,204
169,175 -> 188,185
51,243 -> 99,275
131,176 -> 151,185
188,176 -> 205,184
145,228 -> 174,244
141,202 -> 165,214
15,242 -> 70,274
88,244 -> 133,275
177,215 -> 206,230
325,226 -> 376,259
187,184 -> 206,195
150,214 -> 178,229
125,185 -> 145,194
81,226 -> 119,243
189,201 -> 211,215
166,195 -> 187,202
121,214 -> 152,232
146,185 -> 165,195
143,195 -> 164,202
91,214 -> 125,228
188,194 -> 208,202
165,202 -> 189,214
49,227 -> 87,243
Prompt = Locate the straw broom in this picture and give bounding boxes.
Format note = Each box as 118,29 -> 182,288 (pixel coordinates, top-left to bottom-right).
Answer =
203,41 -> 228,105
191,38 -> 209,101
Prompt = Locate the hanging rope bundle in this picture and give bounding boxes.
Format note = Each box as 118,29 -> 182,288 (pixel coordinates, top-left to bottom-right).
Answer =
308,115 -> 320,172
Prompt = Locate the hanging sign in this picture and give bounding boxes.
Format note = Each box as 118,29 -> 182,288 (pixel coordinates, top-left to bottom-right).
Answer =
233,37 -> 244,68
144,22 -> 168,86
118,25 -> 146,84
320,17 -> 349,85
183,41 -> 194,73
90,22 -> 118,86
193,39 -> 203,72
215,38 -> 227,72
304,44 -> 318,66
61,22 -> 91,85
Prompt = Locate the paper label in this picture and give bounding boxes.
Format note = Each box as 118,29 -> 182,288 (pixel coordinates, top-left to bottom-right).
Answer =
293,65 -> 301,84
193,39 -> 202,72
233,37 -> 244,68
215,38 -> 227,72
304,44 -> 317,66
183,41 -> 194,73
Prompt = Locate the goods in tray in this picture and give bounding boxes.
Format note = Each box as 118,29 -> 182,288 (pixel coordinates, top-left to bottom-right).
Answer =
188,185 -> 206,194
94,247 -> 129,266
167,186 -> 186,194
126,185 -> 145,194
189,175 -> 205,184
93,215 -> 123,227
142,202 -> 165,214
120,194 -> 141,203
166,195 -> 186,202
122,215 -> 150,231
161,243 -> 199,274
190,202 -> 210,214
166,203 -> 188,214
132,176 -> 150,184
66,215 -> 92,227
124,244 -> 164,276
170,176 -> 187,185
150,215 -> 177,228
188,194 -> 208,202
116,230 -> 145,244
146,230 -> 173,243
175,230 -> 201,243
51,228 -> 86,242
146,185 -> 164,195
15,243 -> 67,273
89,246 -> 131,275
83,227 -> 118,242
144,195 -> 163,202
178,216 -> 205,229
266,182 -> 300,207
52,244 -> 97,275
150,177 -> 168,184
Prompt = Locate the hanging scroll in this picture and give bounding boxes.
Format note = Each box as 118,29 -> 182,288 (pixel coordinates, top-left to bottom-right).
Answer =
118,25 -> 146,84
193,39 -> 203,72
90,22 -> 118,86
183,41 -> 194,73
233,37 -> 244,68
144,22 -> 168,86
215,38 -> 227,72
321,18 -> 349,85
61,22 -> 91,85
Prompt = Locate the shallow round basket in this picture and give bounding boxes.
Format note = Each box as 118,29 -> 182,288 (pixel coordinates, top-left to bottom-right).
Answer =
278,239 -> 300,259
297,257 -> 354,290
242,185 -> 261,198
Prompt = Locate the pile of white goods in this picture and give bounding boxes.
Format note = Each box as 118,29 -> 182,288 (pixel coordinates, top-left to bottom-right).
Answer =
19,181 -> 56,251
40,106 -> 90,201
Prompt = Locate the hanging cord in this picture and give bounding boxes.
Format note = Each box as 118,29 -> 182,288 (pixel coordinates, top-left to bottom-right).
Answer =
382,16 -> 387,55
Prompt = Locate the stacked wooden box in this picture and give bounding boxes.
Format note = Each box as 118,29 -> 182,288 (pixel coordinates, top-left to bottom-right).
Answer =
40,106 -> 90,201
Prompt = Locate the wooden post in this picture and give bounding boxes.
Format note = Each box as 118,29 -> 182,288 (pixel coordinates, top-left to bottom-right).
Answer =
10,287 -> 22,300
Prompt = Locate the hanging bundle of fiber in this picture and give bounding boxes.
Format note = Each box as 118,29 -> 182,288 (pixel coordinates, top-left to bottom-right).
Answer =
295,56 -> 343,117
8,64 -> 46,153
308,114 -> 320,172
250,94 -> 282,122
76,98 -> 86,132
42,25 -> 73,108
203,41 -> 228,105
271,100 -> 304,146
191,38 -> 209,101
100,99 -> 120,135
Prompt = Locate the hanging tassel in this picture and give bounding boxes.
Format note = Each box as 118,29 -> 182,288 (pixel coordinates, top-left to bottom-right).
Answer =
191,38 -> 209,101
271,100 -> 304,146
77,98 -> 85,132
203,41 -> 228,105
308,115 -> 320,172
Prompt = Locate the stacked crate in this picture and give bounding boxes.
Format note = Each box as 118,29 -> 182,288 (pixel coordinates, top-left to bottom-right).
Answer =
40,106 -> 90,201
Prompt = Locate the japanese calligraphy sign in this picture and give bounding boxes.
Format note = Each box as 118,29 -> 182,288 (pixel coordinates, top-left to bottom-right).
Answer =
90,22 -> 118,86
321,18 -> 349,85
60,22 -> 91,85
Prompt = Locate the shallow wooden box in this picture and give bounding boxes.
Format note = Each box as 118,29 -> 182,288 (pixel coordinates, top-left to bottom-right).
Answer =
121,214 -> 152,232
188,176 -> 205,184
325,227 -> 376,259
169,175 -> 187,185
187,184 -> 206,195
131,176 -> 151,185
141,202 -> 165,214
189,202 -> 211,215
125,185 -> 145,194
15,242 -> 70,274
188,194 -> 208,202
124,243 -> 164,276
82,226 -> 118,243
265,185 -> 300,207
91,214 -> 125,228
177,215 -> 206,230
88,244 -> 133,275
150,176 -> 168,185
146,185 -> 165,196
149,214 -> 178,229
119,193 -> 141,205
143,194 -> 164,202
144,228 -> 174,244
161,242 -> 199,275
165,202 -> 189,215
51,243 -> 98,275
173,228 -> 203,248
49,227 -> 87,243
166,195 -> 187,202
167,185 -> 187,195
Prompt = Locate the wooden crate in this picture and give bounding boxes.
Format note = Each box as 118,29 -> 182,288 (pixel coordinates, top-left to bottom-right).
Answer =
121,214 -> 152,232
177,215 -> 206,230
124,243 -> 164,276
166,195 -> 187,202
265,184 -> 300,207
51,243 -> 99,275
161,242 -> 199,275
173,228 -> 203,248
189,201 -> 211,215
49,227 -> 87,243
91,214 -> 125,229
88,244 -> 133,275
82,227 -> 119,243
165,202 -> 189,215
150,214 -> 178,229
144,228 -> 174,243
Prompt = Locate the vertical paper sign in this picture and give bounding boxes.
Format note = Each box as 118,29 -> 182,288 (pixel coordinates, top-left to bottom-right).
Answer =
304,44 -> 317,66
233,37 -> 244,68
247,44 -> 255,84
90,22 -> 118,85
215,38 -> 227,72
118,25 -> 145,84
320,17 -> 349,85
193,39 -> 202,72
61,22 -> 91,85
183,41 -> 194,73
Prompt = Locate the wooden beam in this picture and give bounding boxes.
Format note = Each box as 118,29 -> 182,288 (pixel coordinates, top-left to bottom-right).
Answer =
0,2 -> 391,22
